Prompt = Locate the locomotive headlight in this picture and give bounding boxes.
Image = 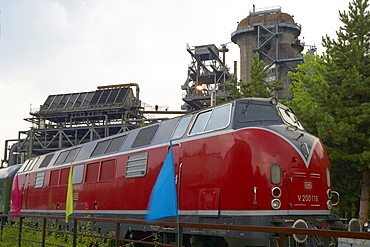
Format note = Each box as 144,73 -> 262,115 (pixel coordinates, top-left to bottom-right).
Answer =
271,199 -> 281,209
327,189 -> 332,199
271,187 -> 281,198
327,200 -> 332,210
270,97 -> 278,105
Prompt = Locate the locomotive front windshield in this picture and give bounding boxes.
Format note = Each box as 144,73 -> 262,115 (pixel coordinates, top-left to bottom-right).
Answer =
237,103 -> 279,122
235,100 -> 304,131
278,108 -> 304,130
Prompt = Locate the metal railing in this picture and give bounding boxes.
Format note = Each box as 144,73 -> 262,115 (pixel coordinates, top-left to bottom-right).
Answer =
1,214 -> 370,247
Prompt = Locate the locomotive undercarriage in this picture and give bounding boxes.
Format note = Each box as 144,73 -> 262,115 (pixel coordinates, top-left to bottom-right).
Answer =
123,214 -> 343,247
20,212 -> 354,247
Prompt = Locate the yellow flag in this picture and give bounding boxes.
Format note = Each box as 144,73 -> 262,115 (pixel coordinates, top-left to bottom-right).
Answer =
66,164 -> 74,222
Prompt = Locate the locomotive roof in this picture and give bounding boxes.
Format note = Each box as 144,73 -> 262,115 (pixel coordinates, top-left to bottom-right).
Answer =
18,97 -> 290,173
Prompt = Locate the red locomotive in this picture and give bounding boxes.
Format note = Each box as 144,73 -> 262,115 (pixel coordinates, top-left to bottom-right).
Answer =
12,98 -> 351,246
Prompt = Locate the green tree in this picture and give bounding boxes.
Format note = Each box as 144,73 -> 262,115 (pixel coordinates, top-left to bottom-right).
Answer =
289,0 -> 370,224
287,54 -> 327,134
224,52 -> 280,99
289,55 -> 363,219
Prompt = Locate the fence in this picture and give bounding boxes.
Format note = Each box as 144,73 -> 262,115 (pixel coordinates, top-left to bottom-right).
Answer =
1,214 -> 370,247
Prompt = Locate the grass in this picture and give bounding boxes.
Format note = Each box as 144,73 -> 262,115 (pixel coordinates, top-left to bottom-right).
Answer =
0,218 -> 114,247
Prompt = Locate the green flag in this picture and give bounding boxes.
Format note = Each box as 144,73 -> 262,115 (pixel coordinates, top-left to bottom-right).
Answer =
66,164 -> 74,222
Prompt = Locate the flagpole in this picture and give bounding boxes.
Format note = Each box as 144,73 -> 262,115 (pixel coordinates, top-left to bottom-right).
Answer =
176,147 -> 181,247
177,214 -> 181,247
146,140 -> 181,244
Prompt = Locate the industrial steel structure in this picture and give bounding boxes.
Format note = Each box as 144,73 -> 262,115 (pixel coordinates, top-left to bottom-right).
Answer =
231,6 -> 304,99
2,84 -> 144,166
181,44 -> 235,111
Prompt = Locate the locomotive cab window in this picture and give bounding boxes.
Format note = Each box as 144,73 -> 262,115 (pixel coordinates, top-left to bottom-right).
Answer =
205,104 -> 231,131
172,115 -> 192,139
190,111 -> 211,135
237,103 -> 279,122
278,108 -> 304,130
190,104 -> 231,135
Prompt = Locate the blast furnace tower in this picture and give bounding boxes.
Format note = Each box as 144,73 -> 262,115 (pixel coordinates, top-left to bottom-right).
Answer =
231,6 -> 304,99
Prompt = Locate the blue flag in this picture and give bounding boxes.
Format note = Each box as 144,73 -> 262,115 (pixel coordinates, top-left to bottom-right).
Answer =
146,141 -> 178,222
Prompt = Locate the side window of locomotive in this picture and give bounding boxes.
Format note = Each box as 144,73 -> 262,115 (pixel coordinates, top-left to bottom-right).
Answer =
91,139 -> 110,157
54,151 -> 69,165
126,152 -> 148,178
91,135 -> 127,157
204,104 -> 231,131
237,103 -> 278,122
172,115 -> 192,139
190,104 -> 231,135
34,172 -> 45,188
72,164 -> 84,184
106,135 -> 126,153
65,147 -> 82,163
39,153 -> 54,168
132,125 -> 159,148
190,111 -> 211,135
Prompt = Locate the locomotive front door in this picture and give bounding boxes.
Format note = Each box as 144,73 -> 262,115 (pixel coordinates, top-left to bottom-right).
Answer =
173,141 -> 221,217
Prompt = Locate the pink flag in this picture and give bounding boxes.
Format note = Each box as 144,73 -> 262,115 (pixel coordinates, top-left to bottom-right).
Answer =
11,175 -> 20,219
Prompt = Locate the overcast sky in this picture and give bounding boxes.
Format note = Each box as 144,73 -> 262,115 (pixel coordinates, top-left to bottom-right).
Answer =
0,0 -> 351,162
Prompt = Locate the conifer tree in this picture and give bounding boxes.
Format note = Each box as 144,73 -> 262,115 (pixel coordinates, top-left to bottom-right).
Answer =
224,52 -> 280,100
289,0 -> 369,224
